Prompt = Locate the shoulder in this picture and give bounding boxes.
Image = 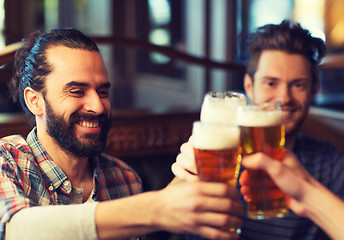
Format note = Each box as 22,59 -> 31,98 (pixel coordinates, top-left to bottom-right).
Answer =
97,153 -> 142,189
95,153 -> 143,199
0,135 -> 37,193
295,134 -> 344,190
294,133 -> 343,171
98,153 -> 139,174
0,135 -> 32,157
295,134 -> 343,156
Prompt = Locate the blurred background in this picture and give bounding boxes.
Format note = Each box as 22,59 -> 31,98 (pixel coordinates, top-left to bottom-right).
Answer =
1,1 -> 344,239
1,0 -> 344,113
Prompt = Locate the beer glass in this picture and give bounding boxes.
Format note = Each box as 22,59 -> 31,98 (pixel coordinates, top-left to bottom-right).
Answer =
192,121 -> 241,187
200,91 -> 247,125
236,102 -> 288,219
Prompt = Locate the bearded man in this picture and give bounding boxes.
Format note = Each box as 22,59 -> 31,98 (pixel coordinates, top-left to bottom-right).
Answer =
0,29 -> 243,240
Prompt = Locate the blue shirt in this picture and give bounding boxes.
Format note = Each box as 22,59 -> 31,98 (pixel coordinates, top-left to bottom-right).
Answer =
186,134 -> 344,240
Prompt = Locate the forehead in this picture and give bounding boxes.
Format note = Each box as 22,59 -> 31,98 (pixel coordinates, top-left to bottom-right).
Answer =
45,46 -> 108,89
255,50 -> 312,80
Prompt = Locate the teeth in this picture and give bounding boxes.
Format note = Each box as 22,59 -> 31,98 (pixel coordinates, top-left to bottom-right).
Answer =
79,121 -> 99,128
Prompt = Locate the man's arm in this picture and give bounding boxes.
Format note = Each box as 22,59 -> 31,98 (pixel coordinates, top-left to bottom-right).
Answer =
5,204 -> 98,240
240,151 -> 344,240
95,181 -> 243,240
4,181 -> 243,240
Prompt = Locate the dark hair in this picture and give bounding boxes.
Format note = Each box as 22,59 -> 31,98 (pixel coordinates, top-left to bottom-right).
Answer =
9,28 -> 100,115
246,20 -> 326,84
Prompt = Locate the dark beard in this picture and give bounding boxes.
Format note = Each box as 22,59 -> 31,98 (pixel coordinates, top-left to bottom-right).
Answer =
44,99 -> 111,157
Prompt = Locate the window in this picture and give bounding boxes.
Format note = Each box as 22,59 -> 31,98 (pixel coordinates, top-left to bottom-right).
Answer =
148,0 -> 172,65
238,0 -> 344,111
4,0 -> 344,112
136,0 -> 185,79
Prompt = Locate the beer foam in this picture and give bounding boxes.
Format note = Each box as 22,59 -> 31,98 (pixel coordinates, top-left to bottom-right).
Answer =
192,122 -> 240,150
236,110 -> 282,127
201,95 -> 243,124
224,95 -> 243,105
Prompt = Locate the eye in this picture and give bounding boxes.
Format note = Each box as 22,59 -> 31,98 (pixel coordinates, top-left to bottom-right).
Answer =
97,88 -> 109,98
292,81 -> 307,91
69,88 -> 85,97
264,80 -> 276,88
267,81 -> 275,87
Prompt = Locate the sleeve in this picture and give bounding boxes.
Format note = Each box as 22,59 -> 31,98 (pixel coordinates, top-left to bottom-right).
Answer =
5,203 -> 98,240
0,144 -> 34,239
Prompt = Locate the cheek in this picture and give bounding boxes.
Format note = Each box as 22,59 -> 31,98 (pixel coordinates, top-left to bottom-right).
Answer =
59,102 -> 83,119
103,100 -> 111,115
253,87 -> 272,103
104,98 -> 111,106
291,90 -> 311,107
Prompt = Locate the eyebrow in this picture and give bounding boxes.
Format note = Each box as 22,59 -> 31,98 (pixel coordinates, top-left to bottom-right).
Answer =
261,76 -> 279,81
262,76 -> 309,82
63,81 -> 111,90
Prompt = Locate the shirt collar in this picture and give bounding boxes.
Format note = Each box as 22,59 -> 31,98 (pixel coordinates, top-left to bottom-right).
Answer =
26,128 -> 68,192
92,156 -> 101,200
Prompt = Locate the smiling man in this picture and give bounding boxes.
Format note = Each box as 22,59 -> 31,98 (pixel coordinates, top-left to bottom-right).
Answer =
0,29 -> 243,240
243,22 -> 323,149
244,50 -> 315,148
172,20 -> 344,240
42,47 -> 112,158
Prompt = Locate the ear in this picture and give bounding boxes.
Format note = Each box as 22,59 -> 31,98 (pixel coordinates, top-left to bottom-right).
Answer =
243,73 -> 254,102
24,87 -> 44,116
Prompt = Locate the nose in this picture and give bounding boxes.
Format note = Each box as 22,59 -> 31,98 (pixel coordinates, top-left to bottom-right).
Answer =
83,91 -> 106,114
276,84 -> 292,104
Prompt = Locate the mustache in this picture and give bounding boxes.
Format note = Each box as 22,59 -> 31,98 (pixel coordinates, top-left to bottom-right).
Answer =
69,112 -> 110,125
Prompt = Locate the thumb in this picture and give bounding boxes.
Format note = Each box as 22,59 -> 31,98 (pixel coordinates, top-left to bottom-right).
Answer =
241,152 -> 278,171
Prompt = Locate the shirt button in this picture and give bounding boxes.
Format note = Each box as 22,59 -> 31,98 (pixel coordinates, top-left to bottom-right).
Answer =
75,188 -> 82,194
48,185 -> 54,191
63,180 -> 70,186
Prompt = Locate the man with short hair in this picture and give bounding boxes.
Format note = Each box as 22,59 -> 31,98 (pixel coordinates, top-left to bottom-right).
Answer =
0,28 -> 243,240
172,20 -> 344,240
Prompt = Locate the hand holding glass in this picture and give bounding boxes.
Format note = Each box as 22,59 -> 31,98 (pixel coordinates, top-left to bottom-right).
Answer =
236,102 -> 288,219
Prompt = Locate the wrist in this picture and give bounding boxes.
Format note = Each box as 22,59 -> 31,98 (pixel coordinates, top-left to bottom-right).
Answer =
301,179 -> 331,219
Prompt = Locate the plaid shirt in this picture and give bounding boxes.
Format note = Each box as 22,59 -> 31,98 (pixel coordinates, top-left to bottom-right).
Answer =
0,128 -> 143,239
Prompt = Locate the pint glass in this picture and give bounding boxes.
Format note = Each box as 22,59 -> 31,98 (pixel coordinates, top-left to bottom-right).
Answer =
192,121 -> 242,187
236,102 -> 288,219
200,91 -> 247,125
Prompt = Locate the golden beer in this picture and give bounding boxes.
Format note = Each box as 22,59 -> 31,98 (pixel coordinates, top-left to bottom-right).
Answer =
192,121 -> 242,187
194,147 -> 242,186
237,103 -> 288,219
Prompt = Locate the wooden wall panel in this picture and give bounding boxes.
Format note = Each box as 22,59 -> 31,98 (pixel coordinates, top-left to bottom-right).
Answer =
0,110 -> 199,158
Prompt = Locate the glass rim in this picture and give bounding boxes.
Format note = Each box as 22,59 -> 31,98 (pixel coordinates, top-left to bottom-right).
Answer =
193,120 -> 238,128
204,91 -> 247,100
237,102 -> 281,111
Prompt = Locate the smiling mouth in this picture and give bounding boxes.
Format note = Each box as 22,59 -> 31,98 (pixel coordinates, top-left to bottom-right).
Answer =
282,108 -> 297,119
78,121 -> 100,128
